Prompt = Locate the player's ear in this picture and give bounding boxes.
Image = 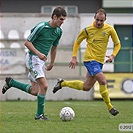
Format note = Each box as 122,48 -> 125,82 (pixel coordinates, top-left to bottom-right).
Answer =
94,15 -> 96,20
53,15 -> 57,20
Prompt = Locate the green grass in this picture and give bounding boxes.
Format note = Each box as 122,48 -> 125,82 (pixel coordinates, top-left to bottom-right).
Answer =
0,100 -> 133,133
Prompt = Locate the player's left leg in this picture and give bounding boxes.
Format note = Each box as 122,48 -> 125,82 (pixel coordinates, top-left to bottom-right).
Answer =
95,72 -> 119,116
95,72 -> 113,110
35,77 -> 49,120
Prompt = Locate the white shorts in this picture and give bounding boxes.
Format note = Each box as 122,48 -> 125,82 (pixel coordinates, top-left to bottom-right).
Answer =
25,53 -> 46,82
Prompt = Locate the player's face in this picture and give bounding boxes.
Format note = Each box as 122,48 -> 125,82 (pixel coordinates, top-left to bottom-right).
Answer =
94,13 -> 106,28
53,15 -> 66,27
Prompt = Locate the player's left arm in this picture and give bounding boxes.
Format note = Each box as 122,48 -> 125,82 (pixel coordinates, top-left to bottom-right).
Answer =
46,29 -> 62,71
45,46 -> 57,71
106,27 -> 121,63
111,27 -> 121,57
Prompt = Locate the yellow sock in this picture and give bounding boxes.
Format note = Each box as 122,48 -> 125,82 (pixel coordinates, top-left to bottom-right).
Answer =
61,80 -> 83,90
99,85 -> 113,111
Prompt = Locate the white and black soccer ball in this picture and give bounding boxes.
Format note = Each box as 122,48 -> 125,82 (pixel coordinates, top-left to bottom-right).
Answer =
59,107 -> 75,121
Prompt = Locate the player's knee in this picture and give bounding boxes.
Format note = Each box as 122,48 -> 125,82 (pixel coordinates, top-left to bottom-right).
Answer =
40,84 -> 48,93
40,85 -> 48,94
83,85 -> 92,91
39,82 -> 48,92
98,79 -> 107,85
32,91 -> 38,96
44,85 -> 48,91
30,87 -> 38,96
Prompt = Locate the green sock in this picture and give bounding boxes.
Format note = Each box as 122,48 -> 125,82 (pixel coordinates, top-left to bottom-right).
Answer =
36,93 -> 45,117
10,79 -> 31,93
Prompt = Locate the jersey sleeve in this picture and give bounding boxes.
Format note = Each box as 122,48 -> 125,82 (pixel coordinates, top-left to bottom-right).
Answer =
110,27 -> 120,44
112,42 -> 121,56
53,28 -> 62,46
72,29 -> 87,56
76,29 -> 88,44
27,23 -> 44,43
110,27 -> 121,56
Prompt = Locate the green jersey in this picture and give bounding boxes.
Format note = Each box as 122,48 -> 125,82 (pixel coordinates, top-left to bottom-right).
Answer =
27,21 -> 62,56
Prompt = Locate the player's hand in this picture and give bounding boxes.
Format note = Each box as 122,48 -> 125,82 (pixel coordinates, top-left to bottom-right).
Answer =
105,55 -> 114,63
45,63 -> 54,71
69,56 -> 78,69
37,52 -> 47,62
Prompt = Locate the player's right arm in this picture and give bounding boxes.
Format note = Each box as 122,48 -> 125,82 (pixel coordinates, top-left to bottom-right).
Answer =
24,40 -> 47,61
69,29 -> 87,69
24,23 -> 47,61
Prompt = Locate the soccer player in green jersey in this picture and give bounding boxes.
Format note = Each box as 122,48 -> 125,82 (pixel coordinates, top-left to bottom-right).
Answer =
53,9 -> 121,116
2,7 -> 67,120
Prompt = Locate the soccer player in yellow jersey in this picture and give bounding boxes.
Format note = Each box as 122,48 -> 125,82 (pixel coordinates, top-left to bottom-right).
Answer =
53,8 -> 121,116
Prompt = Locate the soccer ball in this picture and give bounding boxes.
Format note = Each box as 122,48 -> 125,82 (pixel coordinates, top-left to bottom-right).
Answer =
59,107 -> 75,121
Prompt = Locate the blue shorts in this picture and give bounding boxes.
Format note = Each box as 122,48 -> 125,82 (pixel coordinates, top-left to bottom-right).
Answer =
84,61 -> 103,76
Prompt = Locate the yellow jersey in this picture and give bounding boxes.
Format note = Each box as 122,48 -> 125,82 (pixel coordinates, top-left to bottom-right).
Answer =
72,22 -> 121,64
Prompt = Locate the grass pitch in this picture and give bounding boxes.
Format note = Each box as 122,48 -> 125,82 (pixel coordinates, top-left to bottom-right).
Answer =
0,100 -> 133,133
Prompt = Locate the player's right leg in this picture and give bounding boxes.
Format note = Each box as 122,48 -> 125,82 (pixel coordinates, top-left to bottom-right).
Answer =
53,73 -> 96,93
2,77 -> 31,94
2,77 -> 13,94
53,78 -> 84,93
2,76 -> 40,96
2,53 -> 40,95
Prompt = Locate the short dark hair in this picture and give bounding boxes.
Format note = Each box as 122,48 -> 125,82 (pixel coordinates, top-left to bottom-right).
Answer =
95,8 -> 106,18
51,6 -> 67,19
